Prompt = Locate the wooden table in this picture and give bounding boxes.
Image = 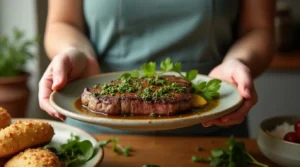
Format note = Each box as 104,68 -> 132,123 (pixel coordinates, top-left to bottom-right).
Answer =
95,134 -> 280,167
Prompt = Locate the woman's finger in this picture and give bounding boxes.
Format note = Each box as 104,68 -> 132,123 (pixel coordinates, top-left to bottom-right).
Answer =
203,90 -> 257,127
232,67 -> 253,99
203,117 -> 245,127
38,64 -> 66,120
220,99 -> 252,122
52,55 -> 71,91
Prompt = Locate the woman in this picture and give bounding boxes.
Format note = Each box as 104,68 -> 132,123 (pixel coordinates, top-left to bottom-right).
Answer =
39,0 -> 275,137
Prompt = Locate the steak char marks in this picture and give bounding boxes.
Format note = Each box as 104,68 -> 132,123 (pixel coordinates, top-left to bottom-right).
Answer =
81,75 -> 193,116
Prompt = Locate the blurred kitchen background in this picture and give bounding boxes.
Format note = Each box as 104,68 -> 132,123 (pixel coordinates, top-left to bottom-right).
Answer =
0,0 -> 299,138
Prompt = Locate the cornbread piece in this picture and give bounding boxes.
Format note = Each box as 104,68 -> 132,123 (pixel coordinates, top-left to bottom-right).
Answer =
0,120 -> 54,158
5,148 -> 61,167
0,107 -> 11,129
82,75 -> 193,115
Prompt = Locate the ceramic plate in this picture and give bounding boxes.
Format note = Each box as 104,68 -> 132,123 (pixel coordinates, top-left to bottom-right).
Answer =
50,72 -> 243,131
12,118 -> 104,167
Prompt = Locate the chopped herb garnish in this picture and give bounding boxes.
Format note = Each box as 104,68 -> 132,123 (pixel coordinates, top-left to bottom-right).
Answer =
145,76 -> 166,85
139,87 -> 153,100
98,137 -> 133,157
98,139 -> 112,148
94,58 -> 221,101
92,92 -> 100,97
92,84 -> 100,88
121,57 -> 221,101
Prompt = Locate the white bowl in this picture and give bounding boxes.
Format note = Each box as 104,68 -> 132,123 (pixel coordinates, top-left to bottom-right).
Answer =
257,116 -> 300,167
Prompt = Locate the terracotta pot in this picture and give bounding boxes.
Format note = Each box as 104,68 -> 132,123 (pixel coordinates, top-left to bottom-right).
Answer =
0,74 -> 30,118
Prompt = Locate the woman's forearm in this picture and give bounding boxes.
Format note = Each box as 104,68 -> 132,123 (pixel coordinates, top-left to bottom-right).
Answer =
44,22 -> 96,60
223,28 -> 275,78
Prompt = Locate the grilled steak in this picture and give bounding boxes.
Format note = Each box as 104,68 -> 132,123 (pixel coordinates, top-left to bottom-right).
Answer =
81,75 -> 193,116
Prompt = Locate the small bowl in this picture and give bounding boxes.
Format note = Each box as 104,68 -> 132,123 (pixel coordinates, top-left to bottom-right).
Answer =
257,115 -> 300,167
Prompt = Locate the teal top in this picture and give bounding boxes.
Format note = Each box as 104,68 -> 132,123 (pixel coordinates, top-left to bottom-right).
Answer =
83,0 -> 239,74
65,0 -> 246,136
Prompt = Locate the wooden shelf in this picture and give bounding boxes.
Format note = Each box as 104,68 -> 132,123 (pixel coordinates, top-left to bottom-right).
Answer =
268,51 -> 300,70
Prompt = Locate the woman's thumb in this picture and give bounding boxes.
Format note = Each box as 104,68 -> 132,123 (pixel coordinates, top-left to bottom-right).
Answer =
233,69 -> 253,100
51,55 -> 71,90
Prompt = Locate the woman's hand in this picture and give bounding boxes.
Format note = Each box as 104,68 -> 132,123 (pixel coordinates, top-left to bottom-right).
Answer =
202,59 -> 258,127
38,47 -> 100,120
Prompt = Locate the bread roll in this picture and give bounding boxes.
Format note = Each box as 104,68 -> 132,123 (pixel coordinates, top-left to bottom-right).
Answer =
0,120 -> 54,158
5,148 -> 61,167
0,107 -> 11,129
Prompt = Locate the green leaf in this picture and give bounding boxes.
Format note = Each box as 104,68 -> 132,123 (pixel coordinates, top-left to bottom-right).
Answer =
192,136 -> 268,167
79,140 -> 94,161
160,57 -> 173,72
211,148 -> 225,157
120,73 -> 132,79
0,28 -> 38,77
43,145 -> 58,154
199,79 -> 222,100
13,28 -> 24,41
44,134 -> 96,166
202,91 -> 220,101
172,62 -> 181,73
185,70 -> 198,81
130,70 -> 140,77
206,79 -> 222,92
210,157 -> 226,166
0,36 -> 8,47
192,156 -> 200,162
141,62 -> 156,77
68,159 -> 81,167
193,81 -> 206,93
225,136 -> 235,146
119,70 -> 139,79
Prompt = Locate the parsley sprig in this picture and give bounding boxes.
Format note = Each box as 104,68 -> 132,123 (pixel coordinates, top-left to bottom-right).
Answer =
192,136 -> 268,167
193,79 -> 222,101
121,57 -> 221,100
98,137 -> 133,156
44,134 -> 95,167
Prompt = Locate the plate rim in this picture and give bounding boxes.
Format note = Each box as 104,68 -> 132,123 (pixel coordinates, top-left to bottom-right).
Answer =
11,118 -> 104,167
49,72 -> 243,129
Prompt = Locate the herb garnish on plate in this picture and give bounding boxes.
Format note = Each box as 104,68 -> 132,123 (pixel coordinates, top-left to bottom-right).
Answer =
121,57 -> 222,101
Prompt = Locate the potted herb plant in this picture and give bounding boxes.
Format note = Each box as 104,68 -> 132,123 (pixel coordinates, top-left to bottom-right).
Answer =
0,28 -> 38,117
